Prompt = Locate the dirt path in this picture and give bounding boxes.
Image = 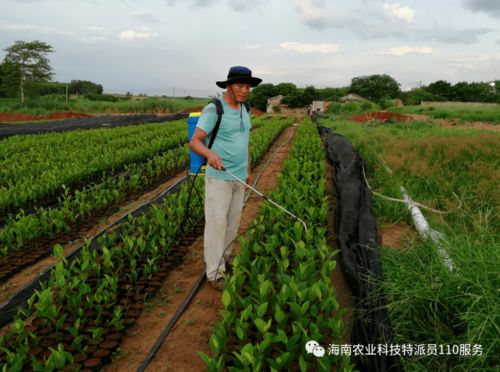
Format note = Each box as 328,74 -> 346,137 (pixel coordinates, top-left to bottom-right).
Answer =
325,164 -> 354,344
378,220 -> 414,250
105,125 -> 298,371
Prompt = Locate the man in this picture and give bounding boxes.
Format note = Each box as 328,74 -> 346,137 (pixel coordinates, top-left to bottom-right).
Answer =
189,66 -> 262,289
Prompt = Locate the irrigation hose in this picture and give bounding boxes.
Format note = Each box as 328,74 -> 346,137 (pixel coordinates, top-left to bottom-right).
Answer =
136,270 -> 206,372
138,126 -> 298,369
360,162 -> 459,215
0,174 -> 189,329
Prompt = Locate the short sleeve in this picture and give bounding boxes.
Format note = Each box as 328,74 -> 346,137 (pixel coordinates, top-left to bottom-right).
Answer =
196,103 -> 217,136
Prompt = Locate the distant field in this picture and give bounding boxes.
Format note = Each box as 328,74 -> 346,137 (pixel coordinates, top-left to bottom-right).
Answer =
0,96 -> 209,115
391,103 -> 500,123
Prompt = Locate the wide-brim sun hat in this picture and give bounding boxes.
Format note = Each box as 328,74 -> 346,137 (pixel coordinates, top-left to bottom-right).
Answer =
216,66 -> 262,88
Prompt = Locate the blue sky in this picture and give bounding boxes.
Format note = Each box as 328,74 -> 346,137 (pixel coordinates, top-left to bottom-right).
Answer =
1,0 -> 499,96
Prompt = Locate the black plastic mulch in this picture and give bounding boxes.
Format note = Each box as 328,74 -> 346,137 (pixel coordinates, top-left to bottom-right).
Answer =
319,125 -> 402,372
0,112 -> 189,139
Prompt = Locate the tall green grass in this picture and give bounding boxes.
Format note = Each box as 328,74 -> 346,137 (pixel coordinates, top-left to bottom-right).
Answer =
326,100 -> 380,118
382,219 -> 499,371
321,118 -> 499,370
392,104 -> 500,124
0,96 -> 209,115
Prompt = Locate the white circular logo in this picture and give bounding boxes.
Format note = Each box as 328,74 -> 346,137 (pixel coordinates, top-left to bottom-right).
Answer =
313,346 -> 326,357
305,340 -> 319,354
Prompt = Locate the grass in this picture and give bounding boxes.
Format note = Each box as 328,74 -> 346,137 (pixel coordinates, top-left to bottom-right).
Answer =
381,221 -> 499,371
326,100 -> 380,119
0,95 -> 209,115
391,104 -> 500,124
321,118 -> 499,371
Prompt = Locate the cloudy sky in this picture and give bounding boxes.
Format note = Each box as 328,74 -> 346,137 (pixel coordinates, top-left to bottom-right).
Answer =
1,0 -> 499,95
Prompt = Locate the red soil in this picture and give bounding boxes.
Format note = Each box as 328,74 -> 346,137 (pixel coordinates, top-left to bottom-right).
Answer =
0,112 -> 93,122
350,111 -> 413,123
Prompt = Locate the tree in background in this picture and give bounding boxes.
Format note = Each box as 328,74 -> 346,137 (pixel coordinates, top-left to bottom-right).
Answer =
69,80 -> 103,96
426,80 -> 452,100
423,80 -> 498,103
275,82 -> 297,97
2,40 -> 54,103
401,88 -> 437,105
350,74 -> 401,102
318,86 -> 350,101
284,85 -> 319,107
301,86 -> 319,105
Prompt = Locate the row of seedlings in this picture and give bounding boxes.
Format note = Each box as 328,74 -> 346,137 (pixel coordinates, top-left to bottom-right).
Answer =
0,115 -> 294,371
0,115 -> 293,281
201,119 -> 353,371
0,144 -> 189,283
0,121 -> 187,219
0,177 -> 204,371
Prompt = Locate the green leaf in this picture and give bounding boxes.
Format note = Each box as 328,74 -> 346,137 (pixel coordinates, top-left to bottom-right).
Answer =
257,302 -> 268,318
301,301 -> 310,315
294,240 -> 307,259
299,355 -> 308,372
197,351 -> 211,366
52,244 -> 64,260
221,291 -> 231,308
312,283 -> 322,300
254,319 -> 267,334
276,329 -> 288,344
209,334 -> 221,354
236,322 -> 246,341
274,307 -> 286,325
55,313 -> 67,330
258,334 -> 273,353
259,280 -> 271,299
278,284 -> 289,303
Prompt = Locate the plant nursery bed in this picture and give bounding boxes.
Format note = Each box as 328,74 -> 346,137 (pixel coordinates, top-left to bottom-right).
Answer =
105,125 -> 297,371
0,172 -> 187,306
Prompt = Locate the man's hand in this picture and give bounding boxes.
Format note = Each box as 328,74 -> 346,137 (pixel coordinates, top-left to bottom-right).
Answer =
246,174 -> 252,185
207,151 -> 223,171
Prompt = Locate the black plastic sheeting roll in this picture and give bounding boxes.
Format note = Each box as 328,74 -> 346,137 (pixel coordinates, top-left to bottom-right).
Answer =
0,176 -> 188,328
319,126 -> 402,372
0,112 -> 189,139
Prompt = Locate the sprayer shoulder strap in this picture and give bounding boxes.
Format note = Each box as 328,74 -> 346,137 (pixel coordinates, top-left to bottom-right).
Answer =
207,98 -> 223,149
206,98 -> 250,149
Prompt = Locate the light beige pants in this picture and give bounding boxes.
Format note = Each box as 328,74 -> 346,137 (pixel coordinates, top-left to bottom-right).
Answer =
204,176 -> 245,281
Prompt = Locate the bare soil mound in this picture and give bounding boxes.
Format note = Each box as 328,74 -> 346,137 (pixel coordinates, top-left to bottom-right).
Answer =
350,111 -> 413,123
0,111 -> 93,122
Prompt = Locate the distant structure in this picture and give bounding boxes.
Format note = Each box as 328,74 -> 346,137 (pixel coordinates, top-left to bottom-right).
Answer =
310,100 -> 331,113
339,93 -> 365,103
266,95 -> 284,113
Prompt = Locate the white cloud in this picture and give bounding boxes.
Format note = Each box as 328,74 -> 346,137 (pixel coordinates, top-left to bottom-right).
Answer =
119,28 -> 158,41
277,42 -> 340,53
294,0 -> 325,23
383,3 -> 415,23
377,46 -> 434,56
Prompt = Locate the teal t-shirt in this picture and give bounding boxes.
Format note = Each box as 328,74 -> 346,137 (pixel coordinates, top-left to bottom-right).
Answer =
196,98 -> 251,181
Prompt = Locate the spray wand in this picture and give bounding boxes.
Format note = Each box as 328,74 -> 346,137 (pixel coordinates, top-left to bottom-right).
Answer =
221,166 -> 307,232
